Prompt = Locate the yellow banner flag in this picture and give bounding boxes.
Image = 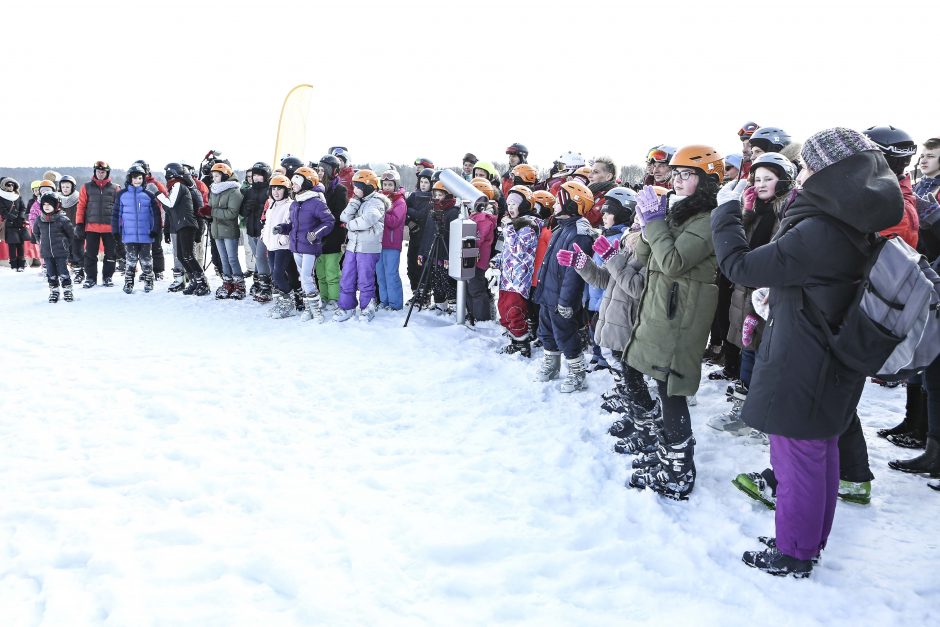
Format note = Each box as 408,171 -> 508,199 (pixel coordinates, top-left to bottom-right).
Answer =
273,84 -> 314,167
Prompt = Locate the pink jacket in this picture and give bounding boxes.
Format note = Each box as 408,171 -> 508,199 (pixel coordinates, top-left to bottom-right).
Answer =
381,190 -> 407,250
470,211 -> 496,270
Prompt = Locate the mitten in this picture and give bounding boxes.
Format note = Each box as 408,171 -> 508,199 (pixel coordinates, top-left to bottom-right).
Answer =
635,186 -> 667,225
742,314 -> 760,347
742,186 -> 758,212
556,249 -> 574,267
592,237 -> 618,263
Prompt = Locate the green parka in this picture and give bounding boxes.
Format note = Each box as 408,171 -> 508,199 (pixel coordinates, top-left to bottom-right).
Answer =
209,181 -> 244,239
625,209 -> 718,397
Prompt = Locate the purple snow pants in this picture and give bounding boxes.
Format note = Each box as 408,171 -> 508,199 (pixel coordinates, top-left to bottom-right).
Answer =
770,434 -> 840,561
338,251 -> 380,311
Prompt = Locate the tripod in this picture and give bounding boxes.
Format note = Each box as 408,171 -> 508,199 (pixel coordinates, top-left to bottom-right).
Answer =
403,226 -> 450,328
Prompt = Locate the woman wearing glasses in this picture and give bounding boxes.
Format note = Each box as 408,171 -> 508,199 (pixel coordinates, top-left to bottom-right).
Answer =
622,145 -> 723,501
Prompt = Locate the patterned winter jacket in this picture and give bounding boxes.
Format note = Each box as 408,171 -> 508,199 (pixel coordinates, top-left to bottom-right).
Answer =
496,215 -> 542,297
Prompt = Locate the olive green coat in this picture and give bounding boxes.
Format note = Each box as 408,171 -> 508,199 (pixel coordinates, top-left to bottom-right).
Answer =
625,211 -> 718,397
209,182 -> 244,240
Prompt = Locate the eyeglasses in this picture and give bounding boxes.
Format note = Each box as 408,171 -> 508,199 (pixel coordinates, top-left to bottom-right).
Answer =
647,149 -> 669,163
672,169 -> 697,181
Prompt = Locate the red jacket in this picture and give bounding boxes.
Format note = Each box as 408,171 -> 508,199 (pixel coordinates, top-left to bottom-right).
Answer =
880,174 -> 919,249
338,167 -> 355,202
193,178 -> 210,217
532,224 -> 554,288
76,177 -> 119,233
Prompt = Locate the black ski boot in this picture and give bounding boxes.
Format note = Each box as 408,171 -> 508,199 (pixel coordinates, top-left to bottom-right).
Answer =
248,271 -> 261,297
63,285 -> 73,302
742,547 -> 812,578
192,275 -> 210,297
48,284 -> 60,303
123,271 -> 135,294
645,436 -> 696,500
879,383 -> 926,441
609,399 -> 661,439
292,287 -> 306,313
614,400 -> 662,454
73,266 -> 85,284
499,337 -> 532,358
142,272 -> 154,293
254,274 -> 273,303
888,436 -> 940,475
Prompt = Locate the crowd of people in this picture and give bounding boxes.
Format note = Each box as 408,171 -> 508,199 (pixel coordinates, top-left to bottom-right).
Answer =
2,123 -> 940,579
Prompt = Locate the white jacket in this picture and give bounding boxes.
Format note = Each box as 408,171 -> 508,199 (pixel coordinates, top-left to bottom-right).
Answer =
261,198 -> 293,251
339,192 -> 389,254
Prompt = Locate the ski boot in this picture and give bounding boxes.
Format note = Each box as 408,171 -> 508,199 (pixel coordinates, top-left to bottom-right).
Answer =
332,307 -> 356,322
115,259 -> 126,274
292,288 -> 306,313
299,292 -> 325,323
559,355 -> 587,393
254,274 -> 273,303
248,272 -> 261,297
182,274 -> 197,295
838,480 -> 871,505
742,547 -> 812,579
82,278 -> 96,289
707,381 -> 749,433
609,399 -> 661,439
614,403 -> 662,455
886,432 -> 927,449
102,276 -> 114,287
73,267 -> 85,284
63,285 -> 73,302
192,275 -> 210,297
231,276 -> 247,300
168,270 -> 186,292
123,271 -> 135,294
215,276 -> 234,299
645,436 -> 696,500
888,436 -> 940,475
48,284 -> 60,303
269,290 -> 295,318
154,272 -> 163,281
361,298 -> 378,322
732,469 -> 777,509
142,272 -> 154,293
499,337 -> 532,358
534,351 -> 561,382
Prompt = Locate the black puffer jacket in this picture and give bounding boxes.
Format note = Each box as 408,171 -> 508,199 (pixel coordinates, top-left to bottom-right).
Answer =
321,177 -> 348,255
240,181 -> 268,238
31,211 -> 75,259
1,185 -> 29,244
712,151 -> 903,439
160,181 -> 198,234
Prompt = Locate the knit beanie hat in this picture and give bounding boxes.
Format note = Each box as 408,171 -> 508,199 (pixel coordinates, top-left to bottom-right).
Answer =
800,127 -> 877,173
40,193 -> 60,212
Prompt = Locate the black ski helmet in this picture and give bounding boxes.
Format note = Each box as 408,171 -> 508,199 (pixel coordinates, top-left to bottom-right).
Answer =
126,164 -> 147,183
280,156 -> 304,178
506,142 -> 529,161
164,162 -> 187,181
864,125 -> 917,176
249,161 -> 272,180
132,159 -> 151,175
318,155 -> 342,179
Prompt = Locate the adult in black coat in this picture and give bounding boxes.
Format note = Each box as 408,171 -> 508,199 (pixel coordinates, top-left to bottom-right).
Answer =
712,128 -> 903,576
1,177 -> 29,270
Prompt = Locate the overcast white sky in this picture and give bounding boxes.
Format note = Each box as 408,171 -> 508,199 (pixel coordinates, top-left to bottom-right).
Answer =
4,0 -> 937,173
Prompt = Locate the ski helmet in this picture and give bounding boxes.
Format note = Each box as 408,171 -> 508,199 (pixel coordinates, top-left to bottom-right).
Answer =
417,167 -> 435,183
556,151 -> 586,172
669,145 -> 724,182
318,155 -> 342,179
292,166 -> 320,190
531,190 -> 556,218
249,162 -> 272,180
646,146 -> 676,164
40,193 -> 60,212
864,125 -> 917,176
414,157 -> 434,169
749,127 -> 792,153
472,161 -> 499,182
506,143 -> 529,161
605,187 -> 638,212
352,169 -> 379,196
93,160 -> 111,174
511,163 -> 538,186
738,121 -> 760,141
210,162 -> 234,180
58,175 -> 77,193
571,165 -> 592,184
280,156 -> 304,178
507,185 -> 533,214
164,163 -> 187,181
330,147 -> 350,164
558,180 -> 594,216
471,177 -> 496,201
268,174 -> 291,196
381,168 -> 401,191
750,152 -> 796,181
132,160 -> 151,175
126,164 -> 147,183
37,180 -> 56,192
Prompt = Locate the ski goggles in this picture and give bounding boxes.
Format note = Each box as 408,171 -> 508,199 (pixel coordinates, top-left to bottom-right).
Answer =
94,160 -> 110,171
329,146 -> 348,156
738,122 -> 760,139
647,148 -> 670,163
414,158 -> 434,168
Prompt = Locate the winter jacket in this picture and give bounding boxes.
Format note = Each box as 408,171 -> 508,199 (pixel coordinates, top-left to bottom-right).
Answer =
406,190 -> 431,244
76,178 -> 119,233
533,215 -> 594,310
726,191 -> 792,351
240,181 -> 269,238
31,210 -> 74,259
531,222 -> 555,288
587,223 -> 627,310
28,199 -> 42,233
875,174 -> 918,250
340,191 -> 389,254
1,186 -> 28,244
338,166 -> 355,201
112,185 -> 160,244
914,175 -> 940,260
280,186 -> 335,256
60,190 -> 80,225
625,201 -> 718,398
209,181 -> 244,239
381,190 -> 407,251
470,211 -> 497,270
497,215 -> 541,297
576,230 -> 647,351
419,200 -> 460,262
157,180 -> 198,234
712,150 -> 903,439
261,198 -> 293,252
321,178 -> 348,254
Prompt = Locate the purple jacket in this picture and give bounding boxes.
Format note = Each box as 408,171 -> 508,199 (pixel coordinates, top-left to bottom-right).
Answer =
381,190 -> 407,250
278,185 -> 335,256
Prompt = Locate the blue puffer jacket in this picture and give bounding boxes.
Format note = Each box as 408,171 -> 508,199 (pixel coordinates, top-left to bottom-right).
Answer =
111,185 -> 160,244
278,186 -> 335,256
587,223 -> 627,310
533,215 -> 595,310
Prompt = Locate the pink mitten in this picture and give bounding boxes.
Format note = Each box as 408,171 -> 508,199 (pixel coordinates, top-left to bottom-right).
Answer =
592,237 -> 618,263
556,249 -> 574,267
743,186 -> 757,212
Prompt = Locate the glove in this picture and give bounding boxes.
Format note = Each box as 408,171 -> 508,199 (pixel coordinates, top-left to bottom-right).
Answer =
305,231 -> 320,245
742,186 -> 757,212
717,179 -> 749,206
742,314 -> 760,348
557,243 -> 589,269
272,224 -> 284,235
164,232 -> 171,244
557,304 -> 574,319
149,230 -> 159,241
556,249 -> 574,267
592,236 -> 618,263
76,224 -> 85,239
635,186 -> 667,226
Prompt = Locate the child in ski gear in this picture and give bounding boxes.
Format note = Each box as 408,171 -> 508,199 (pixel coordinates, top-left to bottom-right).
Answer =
154,163 -> 210,297
533,180 -> 595,392
335,169 -> 388,322
495,185 -> 541,356
275,167 -> 334,322
57,175 -> 83,281
377,168 -> 407,310
316,155 -> 348,309
417,181 -> 460,312
112,164 -> 161,294
466,178 -> 498,321
712,128 -> 903,576
241,162 -> 273,299
31,194 -> 75,303
406,168 -> 433,292
624,146 -> 723,501
75,161 -> 119,288
1,178 -> 28,271
208,162 -> 245,299
261,175 -> 297,318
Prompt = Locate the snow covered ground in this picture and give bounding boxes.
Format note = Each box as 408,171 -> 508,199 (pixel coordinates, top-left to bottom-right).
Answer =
1,253 -> 938,627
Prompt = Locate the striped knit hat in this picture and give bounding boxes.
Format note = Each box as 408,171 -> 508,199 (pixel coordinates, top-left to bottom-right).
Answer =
801,127 -> 877,173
